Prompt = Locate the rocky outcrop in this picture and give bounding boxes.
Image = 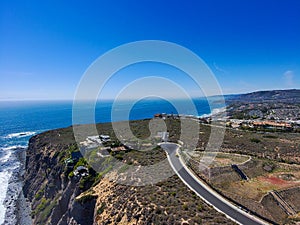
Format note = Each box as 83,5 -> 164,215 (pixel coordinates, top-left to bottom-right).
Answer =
23,128 -> 96,225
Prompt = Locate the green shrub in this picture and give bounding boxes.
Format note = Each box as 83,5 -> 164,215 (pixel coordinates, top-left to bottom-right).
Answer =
34,189 -> 44,200
197,204 -> 203,211
39,200 -> 57,224
69,144 -> 79,153
250,138 -> 261,143
263,135 -> 278,139
35,197 -> 50,214
68,171 -> 74,178
169,191 -> 176,197
76,194 -> 96,204
97,202 -> 106,214
75,157 -> 87,168
114,153 -> 124,160
182,204 -> 188,210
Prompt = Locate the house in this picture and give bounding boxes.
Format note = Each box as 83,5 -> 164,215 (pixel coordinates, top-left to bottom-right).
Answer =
87,135 -> 102,144
80,136 -> 101,148
100,135 -> 111,142
74,166 -> 89,177
111,146 -> 127,152
252,121 -> 292,131
154,113 -> 162,118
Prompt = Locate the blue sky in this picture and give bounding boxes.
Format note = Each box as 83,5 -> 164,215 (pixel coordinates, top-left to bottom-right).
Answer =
0,0 -> 299,100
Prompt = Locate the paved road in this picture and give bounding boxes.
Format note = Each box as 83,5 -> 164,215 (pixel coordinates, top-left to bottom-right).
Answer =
160,143 -> 267,225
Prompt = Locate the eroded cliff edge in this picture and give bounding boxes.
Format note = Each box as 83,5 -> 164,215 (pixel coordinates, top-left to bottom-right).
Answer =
23,127 -> 96,225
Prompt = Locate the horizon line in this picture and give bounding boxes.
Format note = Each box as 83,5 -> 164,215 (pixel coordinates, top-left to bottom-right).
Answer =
0,88 -> 298,102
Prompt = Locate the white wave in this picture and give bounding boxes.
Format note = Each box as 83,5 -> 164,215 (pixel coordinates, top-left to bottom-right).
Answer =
0,170 -> 11,224
211,107 -> 226,115
200,106 -> 226,118
1,145 -> 27,151
0,145 -> 25,223
5,131 -> 36,139
0,146 -> 26,164
0,150 -> 12,163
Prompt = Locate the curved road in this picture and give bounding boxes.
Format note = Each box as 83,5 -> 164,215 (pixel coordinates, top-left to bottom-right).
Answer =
160,142 -> 267,225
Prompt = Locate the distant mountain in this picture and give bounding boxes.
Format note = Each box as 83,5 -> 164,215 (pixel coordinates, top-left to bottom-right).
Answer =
226,89 -> 300,103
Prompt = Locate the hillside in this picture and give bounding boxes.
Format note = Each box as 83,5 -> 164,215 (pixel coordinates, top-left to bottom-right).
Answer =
22,122 -> 235,225
225,89 -> 300,120
227,89 -> 300,103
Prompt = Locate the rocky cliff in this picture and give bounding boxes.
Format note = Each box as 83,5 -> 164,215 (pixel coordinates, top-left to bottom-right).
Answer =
23,127 -> 96,225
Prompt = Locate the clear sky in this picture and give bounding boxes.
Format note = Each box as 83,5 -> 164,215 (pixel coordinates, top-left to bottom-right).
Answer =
0,0 -> 299,100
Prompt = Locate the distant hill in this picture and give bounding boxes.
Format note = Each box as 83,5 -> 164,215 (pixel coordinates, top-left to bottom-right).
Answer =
224,89 -> 300,120
227,89 -> 300,103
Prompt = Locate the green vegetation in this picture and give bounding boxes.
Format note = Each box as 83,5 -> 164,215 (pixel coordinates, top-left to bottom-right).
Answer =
114,153 -> 124,160
68,171 -> 74,178
39,200 -> 57,224
69,144 -> 79,152
118,164 -> 130,173
34,189 -> 44,201
75,157 -> 87,168
250,138 -> 261,143
97,202 -> 106,215
35,197 -> 49,213
169,191 -> 176,197
182,204 -> 188,210
263,135 -> 278,139
31,196 -> 57,224
79,174 -> 96,189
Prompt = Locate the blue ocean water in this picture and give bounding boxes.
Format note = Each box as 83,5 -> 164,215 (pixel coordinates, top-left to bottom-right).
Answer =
0,97 -> 224,224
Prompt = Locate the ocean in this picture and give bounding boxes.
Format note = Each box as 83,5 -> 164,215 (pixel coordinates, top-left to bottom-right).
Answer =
0,98 -> 224,224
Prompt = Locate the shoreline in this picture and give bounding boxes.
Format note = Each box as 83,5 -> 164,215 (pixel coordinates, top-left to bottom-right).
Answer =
2,147 -> 31,225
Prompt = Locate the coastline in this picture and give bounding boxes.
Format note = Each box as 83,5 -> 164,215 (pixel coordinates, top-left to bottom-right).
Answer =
3,147 -> 31,225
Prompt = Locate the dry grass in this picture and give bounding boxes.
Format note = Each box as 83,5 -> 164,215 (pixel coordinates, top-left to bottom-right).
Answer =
190,152 -> 250,168
217,166 -> 300,202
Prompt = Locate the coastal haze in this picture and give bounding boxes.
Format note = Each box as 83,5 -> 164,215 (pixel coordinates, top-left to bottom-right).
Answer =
0,0 -> 300,225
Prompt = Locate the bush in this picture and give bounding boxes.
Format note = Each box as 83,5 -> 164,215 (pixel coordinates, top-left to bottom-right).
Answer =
39,200 -> 57,223
69,144 -> 79,152
182,204 -> 188,210
79,175 -> 94,190
68,171 -> 74,178
169,191 -> 176,197
250,138 -> 261,143
263,135 -> 278,139
75,157 -> 87,168
114,153 -> 124,160
34,189 -> 44,200
97,202 -> 106,214
34,197 -> 50,215
197,204 -> 203,211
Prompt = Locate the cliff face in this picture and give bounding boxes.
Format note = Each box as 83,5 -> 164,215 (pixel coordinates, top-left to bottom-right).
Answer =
23,128 -> 96,225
